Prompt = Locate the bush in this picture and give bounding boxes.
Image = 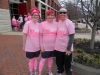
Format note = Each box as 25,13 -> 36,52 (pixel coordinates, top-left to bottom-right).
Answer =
73,38 -> 100,69
74,38 -> 100,54
73,49 -> 100,69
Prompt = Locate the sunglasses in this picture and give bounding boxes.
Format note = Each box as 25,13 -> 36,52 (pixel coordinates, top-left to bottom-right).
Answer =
59,12 -> 66,14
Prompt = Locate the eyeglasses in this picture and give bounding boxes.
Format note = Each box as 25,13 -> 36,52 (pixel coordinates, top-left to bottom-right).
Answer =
47,15 -> 54,16
59,12 -> 66,14
33,14 -> 39,16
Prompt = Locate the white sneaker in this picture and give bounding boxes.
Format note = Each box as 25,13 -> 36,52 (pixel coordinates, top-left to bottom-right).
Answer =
48,72 -> 53,75
58,73 -> 62,75
70,68 -> 73,72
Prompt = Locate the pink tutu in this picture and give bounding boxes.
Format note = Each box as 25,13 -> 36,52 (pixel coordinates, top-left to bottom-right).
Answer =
12,21 -> 17,26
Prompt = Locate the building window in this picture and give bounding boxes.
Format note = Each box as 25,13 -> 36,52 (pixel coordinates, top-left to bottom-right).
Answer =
41,4 -> 46,20
10,3 -> 19,19
19,0 -> 27,2
35,1 -> 38,7
41,0 -> 45,3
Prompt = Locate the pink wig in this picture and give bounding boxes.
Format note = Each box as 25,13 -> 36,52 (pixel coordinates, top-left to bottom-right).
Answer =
46,9 -> 55,16
30,7 -> 40,16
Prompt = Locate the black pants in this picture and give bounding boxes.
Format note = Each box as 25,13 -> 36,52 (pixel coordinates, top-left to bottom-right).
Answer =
20,22 -> 24,29
55,50 -> 72,75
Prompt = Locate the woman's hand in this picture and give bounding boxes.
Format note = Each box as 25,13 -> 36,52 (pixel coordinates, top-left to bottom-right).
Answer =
66,50 -> 71,56
41,47 -> 44,52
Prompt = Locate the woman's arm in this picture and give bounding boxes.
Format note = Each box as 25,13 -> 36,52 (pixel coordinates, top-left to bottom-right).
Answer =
23,33 -> 27,50
67,34 -> 74,51
40,33 -> 44,52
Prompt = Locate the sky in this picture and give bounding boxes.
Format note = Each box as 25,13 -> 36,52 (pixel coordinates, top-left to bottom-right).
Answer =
58,0 -> 88,7
58,0 -> 75,7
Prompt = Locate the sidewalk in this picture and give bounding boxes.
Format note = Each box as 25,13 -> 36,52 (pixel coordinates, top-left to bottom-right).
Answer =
75,33 -> 100,41
75,23 -> 100,41
0,23 -> 99,75
0,34 -> 79,75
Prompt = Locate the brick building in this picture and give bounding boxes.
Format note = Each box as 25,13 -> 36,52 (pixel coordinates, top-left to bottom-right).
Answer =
0,0 -> 61,33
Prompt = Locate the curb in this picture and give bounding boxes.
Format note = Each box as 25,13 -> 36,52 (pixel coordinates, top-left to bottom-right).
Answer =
72,62 -> 100,75
75,30 -> 91,33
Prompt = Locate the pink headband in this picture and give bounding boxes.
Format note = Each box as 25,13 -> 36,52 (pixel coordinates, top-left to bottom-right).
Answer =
30,7 -> 40,16
46,9 -> 55,16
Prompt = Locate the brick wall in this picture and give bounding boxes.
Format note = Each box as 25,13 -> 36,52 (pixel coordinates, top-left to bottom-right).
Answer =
0,0 -> 9,9
47,0 -> 61,16
27,0 -> 35,13
0,0 -> 12,33
47,0 -> 50,9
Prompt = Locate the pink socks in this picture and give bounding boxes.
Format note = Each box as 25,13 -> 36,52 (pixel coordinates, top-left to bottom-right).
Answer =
39,58 -> 46,71
39,57 -> 53,72
28,57 -> 38,72
28,57 -> 53,73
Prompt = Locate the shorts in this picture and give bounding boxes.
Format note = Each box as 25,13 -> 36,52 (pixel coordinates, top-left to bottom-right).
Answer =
26,50 -> 40,59
41,51 -> 55,58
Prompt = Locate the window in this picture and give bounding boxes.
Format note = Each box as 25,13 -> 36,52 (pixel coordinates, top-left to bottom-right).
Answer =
10,3 -> 19,19
35,1 -> 38,7
41,0 -> 45,2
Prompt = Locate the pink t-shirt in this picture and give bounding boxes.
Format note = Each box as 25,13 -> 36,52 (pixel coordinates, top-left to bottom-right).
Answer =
40,21 -> 58,51
24,17 -> 28,22
23,20 -> 40,52
55,19 -> 75,52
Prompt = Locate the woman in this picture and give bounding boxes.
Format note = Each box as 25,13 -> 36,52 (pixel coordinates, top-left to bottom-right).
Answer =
24,15 -> 28,23
23,7 -> 40,75
38,9 -> 58,75
55,8 -> 75,75
11,16 -> 18,31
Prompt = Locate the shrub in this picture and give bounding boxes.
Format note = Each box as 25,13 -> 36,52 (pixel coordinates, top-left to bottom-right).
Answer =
73,49 -> 100,69
73,38 -> 100,69
74,38 -> 100,54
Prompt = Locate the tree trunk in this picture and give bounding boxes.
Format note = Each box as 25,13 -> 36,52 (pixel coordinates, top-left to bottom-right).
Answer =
90,25 -> 97,49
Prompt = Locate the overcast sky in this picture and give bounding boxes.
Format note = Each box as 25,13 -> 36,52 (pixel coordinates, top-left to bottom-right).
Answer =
58,0 -> 88,7
58,0 -> 75,7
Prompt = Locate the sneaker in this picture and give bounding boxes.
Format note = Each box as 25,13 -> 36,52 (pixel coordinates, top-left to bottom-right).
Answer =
34,72 -> 38,75
48,72 -> 53,75
58,73 -> 62,75
70,68 -> 73,72
29,73 -> 34,75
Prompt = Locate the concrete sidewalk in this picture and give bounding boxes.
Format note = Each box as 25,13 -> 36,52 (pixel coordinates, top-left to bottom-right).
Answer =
2,31 -> 23,35
75,23 -> 100,41
75,33 -> 100,41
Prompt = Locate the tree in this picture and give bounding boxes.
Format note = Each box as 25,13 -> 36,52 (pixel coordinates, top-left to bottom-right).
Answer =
65,0 -> 82,20
66,2 -> 82,20
80,0 -> 100,49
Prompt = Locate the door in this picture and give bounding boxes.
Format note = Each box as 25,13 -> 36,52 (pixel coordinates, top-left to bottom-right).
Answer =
18,3 -> 28,17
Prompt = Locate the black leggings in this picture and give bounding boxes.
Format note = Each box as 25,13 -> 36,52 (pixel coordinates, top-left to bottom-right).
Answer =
55,50 -> 72,74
